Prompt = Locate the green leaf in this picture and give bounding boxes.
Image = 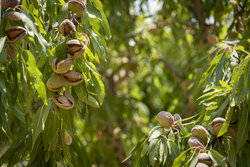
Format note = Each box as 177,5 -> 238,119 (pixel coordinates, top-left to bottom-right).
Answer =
226,140 -> 236,167
230,57 -> 250,106
0,36 -> 6,53
84,60 -> 101,76
162,137 -> 168,165
158,139 -> 164,164
218,107 -> 233,137
32,101 -> 52,148
200,53 -> 224,84
91,0 -> 111,38
148,126 -> 163,142
0,100 -> 10,136
73,85 -> 100,108
210,97 -> 229,120
197,89 -> 225,101
0,12 -> 7,37
122,137 -> 147,163
148,138 -> 160,166
0,71 -> 7,94
13,106 -> 26,124
20,12 -> 48,52
189,153 -> 199,167
50,40 -> 67,60
172,149 -> 189,167
60,109 -> 75,132
234,46 -> 249,54
209,150 -> 228,167
23,50 -> 47,105
219,80 -> 232,90
88,0 -> 111,38
70,135 -> 91,167
85,46 -> 95,61
168,141 -> 181,161
58,3 -> 68,24
0,136 -> 27,165
0,45 -> 7,62
89,29 -> 107,61
236,105 -> 248,153
91,73 -> 105,105
43,111 -> 59,149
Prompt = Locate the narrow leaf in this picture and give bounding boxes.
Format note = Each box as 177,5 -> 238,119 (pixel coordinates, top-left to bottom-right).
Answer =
32,101 -> 52,148
122,137 -> 147,163
0,36 -> 6,53
218,108 -> 233,137
209,150 -> 228,167
23,50 -> 47,105
236,105 -> 248,153
172,149 -> 189,167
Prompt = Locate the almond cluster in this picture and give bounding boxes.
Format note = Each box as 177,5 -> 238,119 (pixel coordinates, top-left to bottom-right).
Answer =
46,0 -> 90,110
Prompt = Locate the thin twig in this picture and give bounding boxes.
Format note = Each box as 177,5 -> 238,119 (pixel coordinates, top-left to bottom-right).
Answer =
158,57 -> 185,81
182,122 -> 195,126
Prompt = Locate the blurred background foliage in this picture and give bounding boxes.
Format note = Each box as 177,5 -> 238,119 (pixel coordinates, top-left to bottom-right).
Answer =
0,0 -> 249,166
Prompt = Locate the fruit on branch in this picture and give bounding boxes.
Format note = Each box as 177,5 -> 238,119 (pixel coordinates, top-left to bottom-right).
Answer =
68,0 -> 86,14
196,163 -> 209,167
53,91 -> 75,109
71,46 -> 85,59
156,111 -> 174,129
0,0 -> 20,8
6,44 -> 17,60
173,114 -> 181,122
52,58 -> 73,74
198,153 -> 212,165
65,131 -> 72,145
191,125 -> 209,144
81,33 -> 90,46
62,70 -> 83,86
59,19 -> 76,36
46,74 -> 64,92
66,39 -> 84,53
211,117 -> 225,136
188,137 -> 206,153
211,117 -> 237,141
8,11 -> 22,22
207,35 -> 218,44
66,39 -> 86,59
5,26 -> 27,43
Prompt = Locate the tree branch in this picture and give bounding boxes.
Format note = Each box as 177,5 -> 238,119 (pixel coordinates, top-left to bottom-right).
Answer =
193,0 -> 208,44
158,57 -> 185,82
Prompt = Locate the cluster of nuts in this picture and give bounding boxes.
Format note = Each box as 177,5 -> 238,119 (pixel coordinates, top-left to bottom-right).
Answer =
156,111 -> 181,129
188,125 -> 209,153
156,112 -> 237,166
46,0 -> 89,110
4,10 -> 27,60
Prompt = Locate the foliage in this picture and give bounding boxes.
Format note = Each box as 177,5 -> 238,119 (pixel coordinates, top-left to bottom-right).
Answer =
0,0 -> 109,166
119,1 -> 250,166
124,44 -> 250,166
0,0 -> 250,167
